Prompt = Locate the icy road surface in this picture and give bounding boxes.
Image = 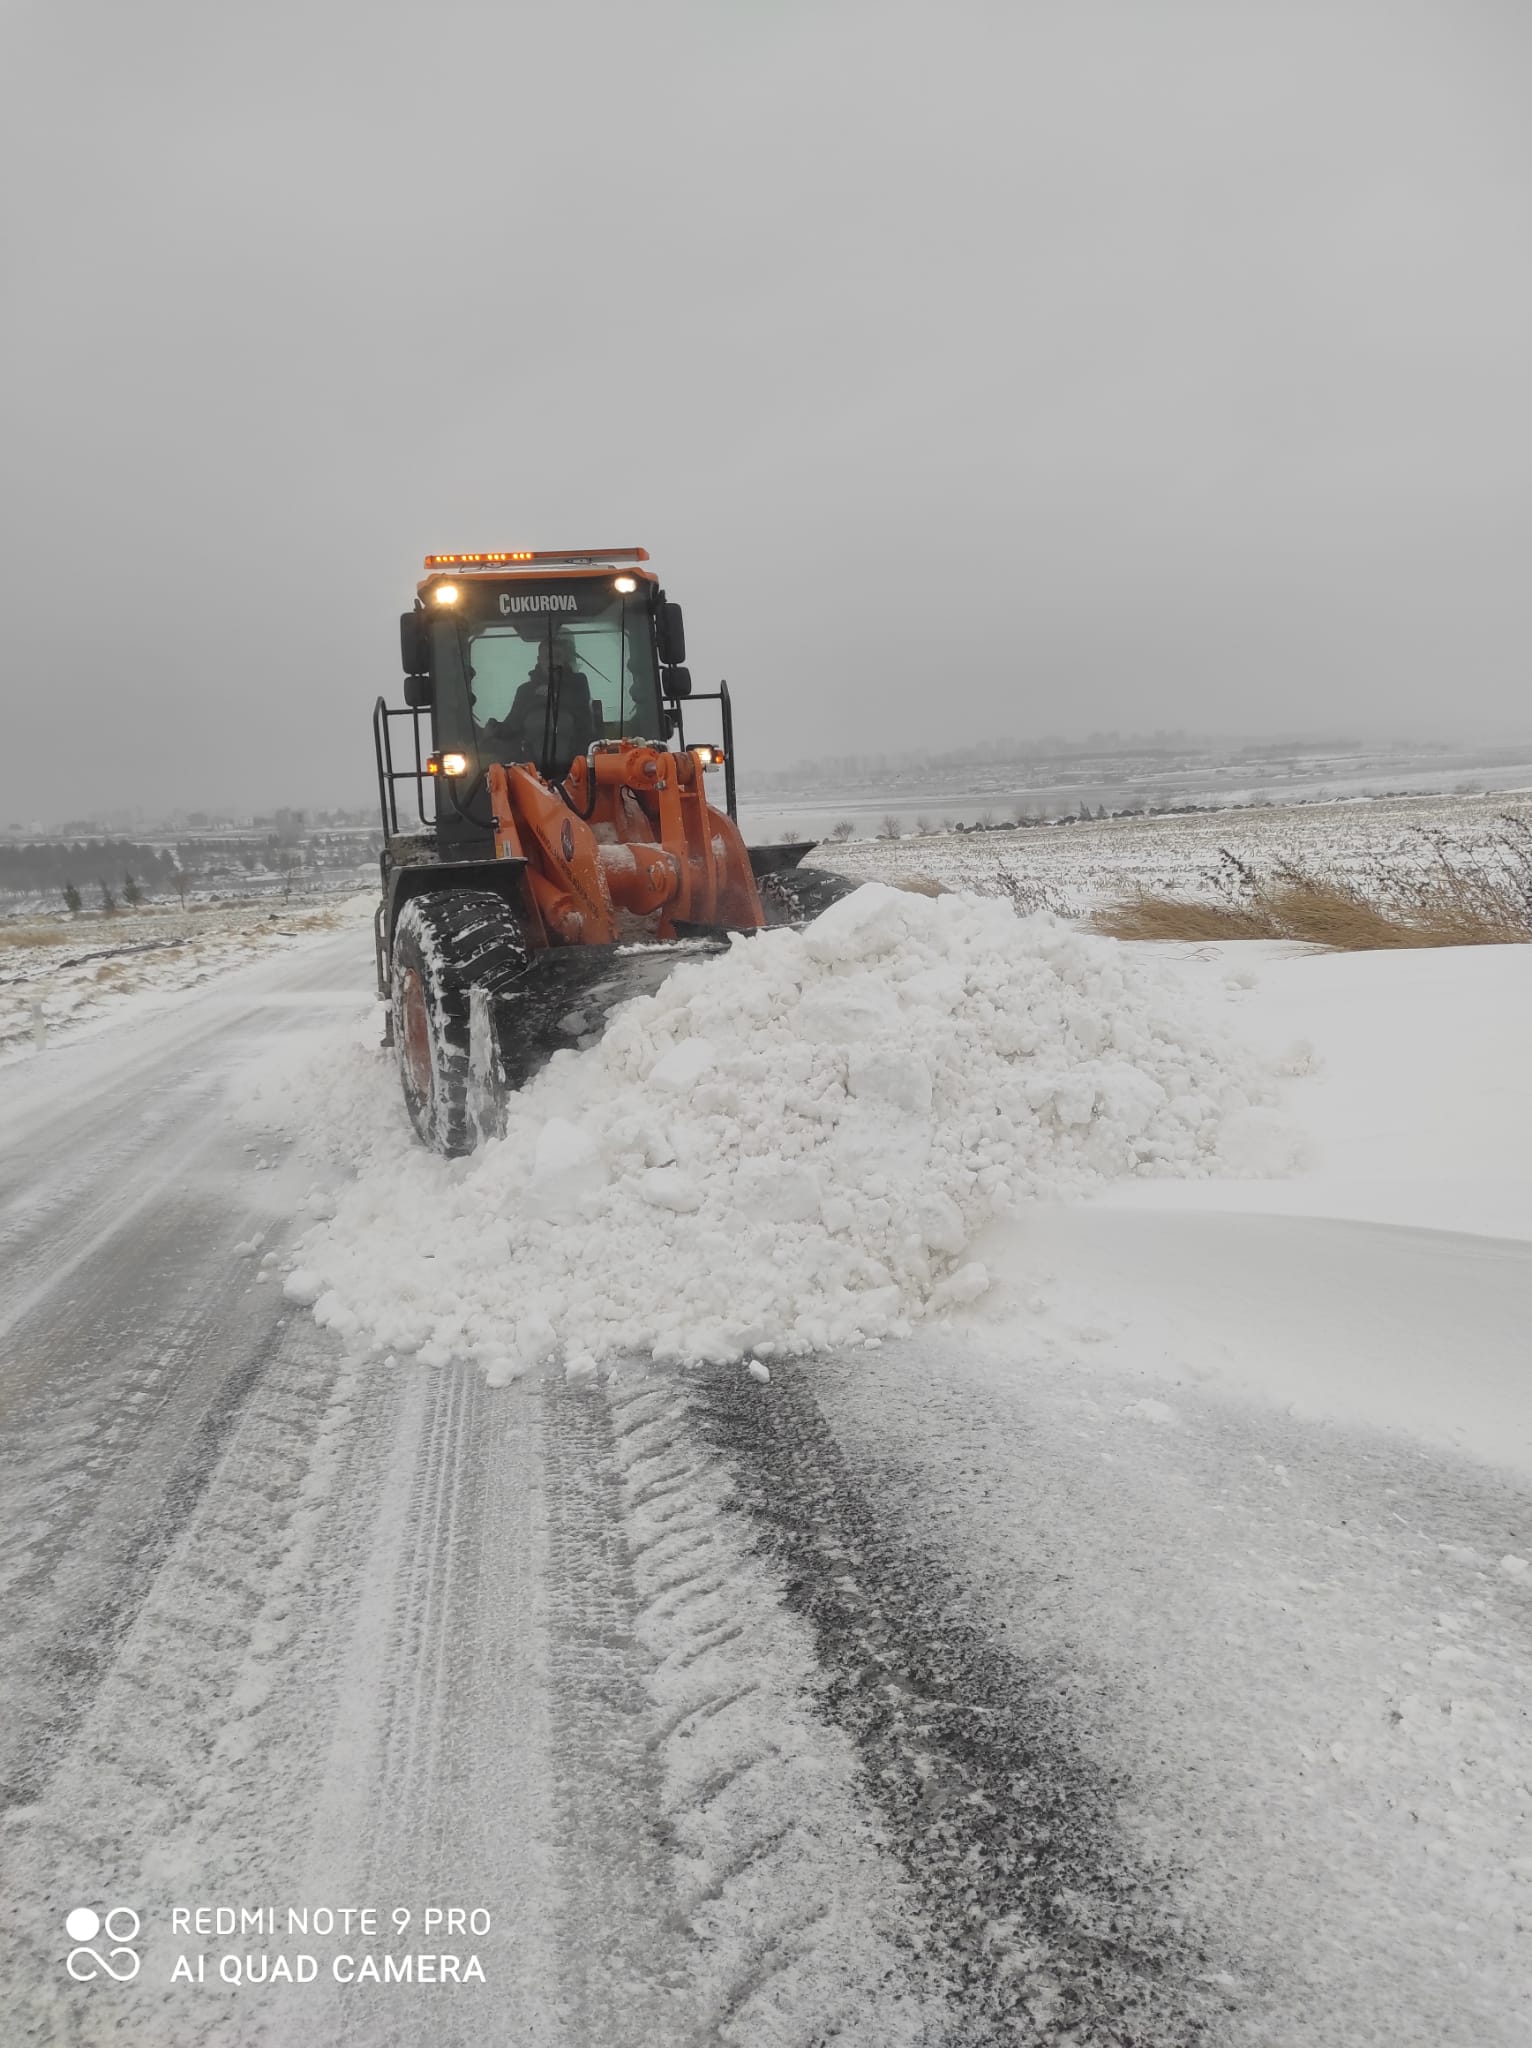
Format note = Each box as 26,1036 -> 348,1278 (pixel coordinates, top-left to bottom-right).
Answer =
1,914 -> 1529,2046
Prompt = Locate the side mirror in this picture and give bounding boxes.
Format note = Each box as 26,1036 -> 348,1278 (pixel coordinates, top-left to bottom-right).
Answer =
400,610 -> 429,677
403,674 -> 434,710
657,600 -> 686,667
663,665 -> 692,700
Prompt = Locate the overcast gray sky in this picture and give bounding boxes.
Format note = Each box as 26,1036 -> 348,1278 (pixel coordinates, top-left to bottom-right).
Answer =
3,0 -> 1530,823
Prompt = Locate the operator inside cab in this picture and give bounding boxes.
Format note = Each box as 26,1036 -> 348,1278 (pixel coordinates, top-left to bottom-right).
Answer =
474,630 -> 595,774
424,571 -> 669,818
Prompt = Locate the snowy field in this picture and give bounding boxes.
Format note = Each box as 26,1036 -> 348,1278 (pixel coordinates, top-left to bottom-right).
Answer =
2,843 -> 1529,2044
807,786 -> 1532,914
736,750 -> 1532,845
0,896 -> 364,1058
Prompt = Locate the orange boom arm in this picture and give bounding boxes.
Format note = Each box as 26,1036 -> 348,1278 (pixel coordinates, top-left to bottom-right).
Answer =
485,742 -> 765,948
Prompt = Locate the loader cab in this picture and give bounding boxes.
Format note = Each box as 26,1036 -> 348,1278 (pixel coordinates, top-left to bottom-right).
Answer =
394,550 -> 674,861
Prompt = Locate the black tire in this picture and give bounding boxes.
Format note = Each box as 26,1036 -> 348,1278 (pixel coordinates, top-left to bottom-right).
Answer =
391,890 -> 528,1155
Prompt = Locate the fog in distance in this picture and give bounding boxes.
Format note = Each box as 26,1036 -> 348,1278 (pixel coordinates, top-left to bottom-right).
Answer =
2,0 -> 1529,822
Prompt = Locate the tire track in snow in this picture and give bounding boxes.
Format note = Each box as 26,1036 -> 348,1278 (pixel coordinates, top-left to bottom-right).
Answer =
316,1362 -> 560,2048
541,1373 -> 686,2045
693,1359 -> 1226,2047
0,1321 -> 357,2047
604,1372 -> 956,2048
0,1231 -> 295,1816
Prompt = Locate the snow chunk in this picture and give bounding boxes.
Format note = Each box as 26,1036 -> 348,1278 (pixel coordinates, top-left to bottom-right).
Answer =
932,1262 -> 991,1308
797,979 -> 900,1045
648,1037 -> 717,1092
532,1117 -> 604,1211
799,884 -> 913,963
639,1166 -> 704,1213
848,1044 -> 933,1115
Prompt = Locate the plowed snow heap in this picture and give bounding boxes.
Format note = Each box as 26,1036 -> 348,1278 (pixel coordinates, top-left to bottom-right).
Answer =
373,547 -> 851,1153
286,885 -> 1292,1378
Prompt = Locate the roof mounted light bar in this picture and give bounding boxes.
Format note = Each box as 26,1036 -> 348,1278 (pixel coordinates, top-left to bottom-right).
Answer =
423,547 -> 650,569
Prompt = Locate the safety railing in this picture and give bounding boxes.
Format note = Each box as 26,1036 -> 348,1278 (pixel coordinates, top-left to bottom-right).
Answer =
671,679 -> 739,821
373,697 -> 434,838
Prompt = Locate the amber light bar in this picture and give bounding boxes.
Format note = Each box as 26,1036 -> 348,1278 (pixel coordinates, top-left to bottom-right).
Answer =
423,547 -> 650,569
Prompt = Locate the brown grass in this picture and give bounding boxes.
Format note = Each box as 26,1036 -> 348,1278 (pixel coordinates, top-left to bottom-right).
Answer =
1093,896 -> 1278,942
1095,882 -> 1526,949
1095,829 -> 1532,950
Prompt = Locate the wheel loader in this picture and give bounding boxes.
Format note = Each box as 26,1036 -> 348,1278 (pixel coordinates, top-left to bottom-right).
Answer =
373,547 -> 850,1153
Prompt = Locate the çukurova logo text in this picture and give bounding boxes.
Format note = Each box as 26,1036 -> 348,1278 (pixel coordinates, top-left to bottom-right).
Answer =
65,1906 -> 142,1982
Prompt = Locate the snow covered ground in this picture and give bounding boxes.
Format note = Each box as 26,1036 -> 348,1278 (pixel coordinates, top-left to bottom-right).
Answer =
2,864 -> 1528,2044
0,897 -> 360,1058
980,939 -> 1532,1465
737,751 -> 1532,845
233,884 -> 1530,2043
808,787 -> 1532,915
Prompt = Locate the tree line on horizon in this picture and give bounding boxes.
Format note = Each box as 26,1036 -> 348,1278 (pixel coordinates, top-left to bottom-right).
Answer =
0,832 -> 381,908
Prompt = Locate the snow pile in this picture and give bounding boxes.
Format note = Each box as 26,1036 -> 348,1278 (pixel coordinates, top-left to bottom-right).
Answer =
283,885 -> 1293,1377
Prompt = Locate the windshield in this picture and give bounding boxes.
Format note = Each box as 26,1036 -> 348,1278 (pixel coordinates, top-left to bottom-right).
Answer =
433,578 -> 663,777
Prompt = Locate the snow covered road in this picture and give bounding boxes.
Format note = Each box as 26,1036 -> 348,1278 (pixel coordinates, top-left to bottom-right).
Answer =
0,927 -> 966,2045
1,911 -> 1529,2045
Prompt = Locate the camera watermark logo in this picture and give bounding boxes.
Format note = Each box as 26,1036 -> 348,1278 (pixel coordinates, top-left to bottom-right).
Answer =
65,1906 -> 141,1982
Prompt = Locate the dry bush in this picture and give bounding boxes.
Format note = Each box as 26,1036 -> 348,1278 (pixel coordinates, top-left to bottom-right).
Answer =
892,874 -> 951,898
1092,895 -> 1277,941
1095,820 -> 1532,950
0,922 -> 76,951
1261,881 -> 1440,949
1373,818 -> 1532,943
979,867 -> 1070,918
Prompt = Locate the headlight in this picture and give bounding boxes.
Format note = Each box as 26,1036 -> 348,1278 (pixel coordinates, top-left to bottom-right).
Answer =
433,583 -> 460,606
426,750 -> 471,777
613,575 -> 637,594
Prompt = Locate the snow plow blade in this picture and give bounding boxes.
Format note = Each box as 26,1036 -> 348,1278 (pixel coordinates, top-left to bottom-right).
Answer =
752,843 -> 863,926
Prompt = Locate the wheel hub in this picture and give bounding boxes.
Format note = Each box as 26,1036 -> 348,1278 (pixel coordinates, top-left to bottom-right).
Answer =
399,966 -> 433,1102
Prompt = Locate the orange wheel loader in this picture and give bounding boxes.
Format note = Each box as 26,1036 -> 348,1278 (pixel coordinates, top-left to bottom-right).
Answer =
372,547 -> 851,1153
